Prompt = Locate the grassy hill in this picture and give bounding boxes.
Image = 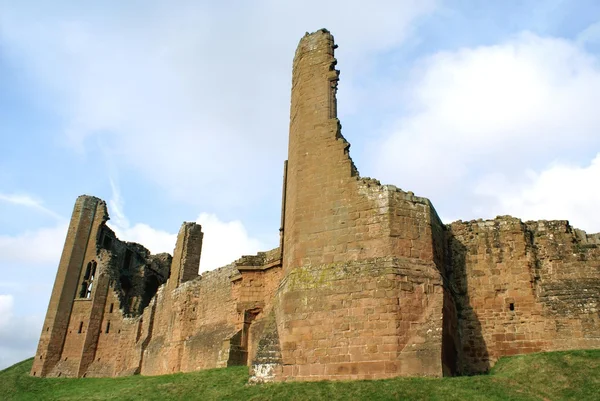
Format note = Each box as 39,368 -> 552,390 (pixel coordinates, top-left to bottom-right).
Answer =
1,350 -> 599,400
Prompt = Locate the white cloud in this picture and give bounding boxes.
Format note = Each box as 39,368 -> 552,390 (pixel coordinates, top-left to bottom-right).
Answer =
108,214 -> 264,273
195,213 -> 263,272
372,31 -> 600,227
107,179 -> 263,271
0,295 -> 13,328
106,179 -> 178,255
0,1 -> 436,207
110,223 -> 177,256
474,153 -> 600,233
0,223 -> 68,265
0,193 -> 62,220
0,191 -> 68,368
0,295 -> 43,370
107,178 -> 128,230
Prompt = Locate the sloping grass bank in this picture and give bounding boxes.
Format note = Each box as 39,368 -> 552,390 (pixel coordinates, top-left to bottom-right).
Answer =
1,350 -> 598,400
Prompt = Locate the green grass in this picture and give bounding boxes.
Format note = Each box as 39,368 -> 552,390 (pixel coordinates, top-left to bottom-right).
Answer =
1,350 -> 599,400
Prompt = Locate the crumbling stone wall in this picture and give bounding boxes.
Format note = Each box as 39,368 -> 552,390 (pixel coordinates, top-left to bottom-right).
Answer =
31,199 -> 284,378
30,29 -> 600,383
448,217 -> 600,374
30,196 -> 170,378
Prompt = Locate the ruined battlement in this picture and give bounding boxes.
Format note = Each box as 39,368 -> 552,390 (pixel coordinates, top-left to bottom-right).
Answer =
31,30 -> 600,382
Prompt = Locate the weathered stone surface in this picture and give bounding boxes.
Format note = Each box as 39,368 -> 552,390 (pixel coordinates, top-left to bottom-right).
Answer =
30,29 -> 600,382
448,217 -> 600,374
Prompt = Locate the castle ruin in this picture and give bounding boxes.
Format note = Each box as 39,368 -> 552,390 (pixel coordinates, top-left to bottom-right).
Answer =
31,29 -> 600,381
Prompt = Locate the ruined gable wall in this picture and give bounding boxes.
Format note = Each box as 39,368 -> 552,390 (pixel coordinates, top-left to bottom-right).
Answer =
448,217 -> 600,374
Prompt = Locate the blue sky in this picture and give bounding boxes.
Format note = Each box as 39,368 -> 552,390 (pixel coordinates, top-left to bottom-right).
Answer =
1,0 -> 600,369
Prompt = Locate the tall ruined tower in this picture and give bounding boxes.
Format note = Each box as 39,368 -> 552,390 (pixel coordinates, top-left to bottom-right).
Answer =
250,29 -> 455,382
31,196 -> 109,377
283,29 -> 357,272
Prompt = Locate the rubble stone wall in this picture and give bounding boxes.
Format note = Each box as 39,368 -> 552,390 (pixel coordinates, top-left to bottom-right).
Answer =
448,217 -> 600,374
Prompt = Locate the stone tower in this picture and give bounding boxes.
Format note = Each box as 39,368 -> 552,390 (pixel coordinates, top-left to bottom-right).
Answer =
282,29 -> 357,273
167,222 -> 204,290
31,196 -> 109,377
250,29 -> 455,382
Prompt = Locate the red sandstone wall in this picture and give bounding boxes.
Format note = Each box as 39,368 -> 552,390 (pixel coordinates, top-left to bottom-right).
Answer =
141,265 -> 239,375
449,217 -> 600,374
138,252 -> 284,376
268,257 -> 445,381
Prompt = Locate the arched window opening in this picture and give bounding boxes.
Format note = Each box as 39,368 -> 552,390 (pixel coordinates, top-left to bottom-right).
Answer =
83,263 -> 92,280
79,261 -> 97,299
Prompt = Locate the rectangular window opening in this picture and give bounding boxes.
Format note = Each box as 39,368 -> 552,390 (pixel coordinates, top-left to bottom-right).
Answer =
109,303 -> 114,313
102,234 -> 113,249
509,303 -> 515,311
78,321 -> 83,334
106,321 -> 111,334
123,249 -> 133,270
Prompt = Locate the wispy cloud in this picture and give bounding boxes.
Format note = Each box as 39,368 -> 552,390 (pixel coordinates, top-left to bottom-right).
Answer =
0,193 -> 63,220
108,177 -> 128,229
576,20 -> 600,46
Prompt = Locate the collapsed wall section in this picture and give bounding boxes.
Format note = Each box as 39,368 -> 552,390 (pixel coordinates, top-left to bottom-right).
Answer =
448,217 -> 600,374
